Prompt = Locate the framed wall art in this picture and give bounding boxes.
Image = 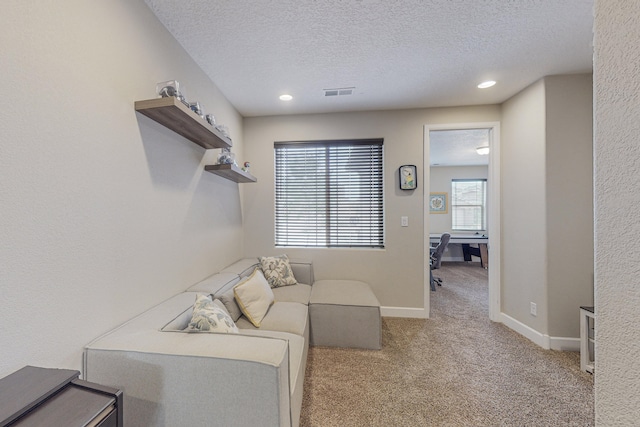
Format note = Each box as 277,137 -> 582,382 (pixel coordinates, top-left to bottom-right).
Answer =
429,192 -> 448,214
399,165 -> 417,190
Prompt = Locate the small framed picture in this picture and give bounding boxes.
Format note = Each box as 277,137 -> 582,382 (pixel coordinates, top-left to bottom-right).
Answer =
399,165 -> 417,190
429,192 -> 448,214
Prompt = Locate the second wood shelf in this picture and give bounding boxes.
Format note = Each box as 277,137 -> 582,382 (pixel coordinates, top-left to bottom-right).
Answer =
205,164 -> 257,183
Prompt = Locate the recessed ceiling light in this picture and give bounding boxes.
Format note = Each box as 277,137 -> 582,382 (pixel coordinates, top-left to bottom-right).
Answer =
476,146 -> 490,155
279,94 -> 293,101
477,81 -> 496,89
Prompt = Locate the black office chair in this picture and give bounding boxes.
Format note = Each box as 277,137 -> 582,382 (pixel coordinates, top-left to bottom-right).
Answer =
430,233 -> 450,290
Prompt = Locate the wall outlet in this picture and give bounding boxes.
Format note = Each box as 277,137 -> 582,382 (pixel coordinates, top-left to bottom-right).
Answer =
530,302 -> 537,316
401,216 -> 408,227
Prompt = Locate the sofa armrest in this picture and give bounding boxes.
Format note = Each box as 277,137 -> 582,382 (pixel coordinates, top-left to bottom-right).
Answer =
84,331 -> 292,427
289,259 -> 314,286
83,291 -> 295,427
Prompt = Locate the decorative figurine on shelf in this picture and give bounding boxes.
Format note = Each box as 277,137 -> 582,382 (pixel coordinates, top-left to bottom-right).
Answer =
205,114 -> 216,126
156,80 -> 180,97
217,147 -> 237,166
156,80 -> 188,106
214,124 -> 232,142
242,161 -> 251,172
189,101 -> 204,118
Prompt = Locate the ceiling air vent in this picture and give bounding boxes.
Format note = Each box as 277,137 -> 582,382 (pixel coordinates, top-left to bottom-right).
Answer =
324,87 -> 355,97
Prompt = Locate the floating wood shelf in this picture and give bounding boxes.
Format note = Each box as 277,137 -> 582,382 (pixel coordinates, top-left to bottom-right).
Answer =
135,97 -> 232,150
205,164 -> 257,183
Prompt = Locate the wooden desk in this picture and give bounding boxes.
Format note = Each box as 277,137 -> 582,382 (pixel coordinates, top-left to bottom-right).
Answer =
430,233 -> 489,268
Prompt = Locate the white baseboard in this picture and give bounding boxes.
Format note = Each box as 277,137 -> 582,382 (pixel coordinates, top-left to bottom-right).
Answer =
381,306 -> 427,319
499,313 -> 580,351
500,313 -> 550,349
549,337 -> 580,351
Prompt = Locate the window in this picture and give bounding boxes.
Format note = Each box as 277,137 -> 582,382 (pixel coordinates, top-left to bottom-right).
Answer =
451,179 -> 487,231
274,139 -> 384,248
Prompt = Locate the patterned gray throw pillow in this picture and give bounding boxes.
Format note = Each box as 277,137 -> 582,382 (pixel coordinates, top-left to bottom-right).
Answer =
187,294 -> 239,333
259,254 -> 298,288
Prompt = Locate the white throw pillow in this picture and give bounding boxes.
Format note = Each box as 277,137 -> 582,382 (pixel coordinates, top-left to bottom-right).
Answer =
259,254 -> 298,288
187,294 -> 239,333
233,269 -> 275,327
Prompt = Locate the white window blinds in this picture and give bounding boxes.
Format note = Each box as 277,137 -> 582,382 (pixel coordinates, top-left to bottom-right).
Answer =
274,139 -> 384,248
451,179 -> 487,231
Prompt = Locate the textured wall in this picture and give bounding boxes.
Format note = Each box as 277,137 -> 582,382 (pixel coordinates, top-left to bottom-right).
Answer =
594,0 -> 640,424
243,106 -> 500,313
0,1 -> 244,377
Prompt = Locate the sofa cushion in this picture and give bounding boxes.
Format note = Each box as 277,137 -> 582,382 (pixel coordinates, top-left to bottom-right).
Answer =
187,294 -> 239,333
160,306 -> 193,332
187,272 -> 240,295
218,288 -> 243,322
235,301 -> 308,337
221,258 -> 260,278
234,269 -> 274,327
310,279 -> 380,307
259,254 -> 298,288
272,283 -> 312,305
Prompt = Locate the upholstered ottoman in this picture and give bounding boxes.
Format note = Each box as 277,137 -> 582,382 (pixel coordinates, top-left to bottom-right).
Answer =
309,280 -> 382,350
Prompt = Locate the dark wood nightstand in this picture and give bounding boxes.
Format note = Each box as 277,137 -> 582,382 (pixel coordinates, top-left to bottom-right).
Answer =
0,365 -> 122,427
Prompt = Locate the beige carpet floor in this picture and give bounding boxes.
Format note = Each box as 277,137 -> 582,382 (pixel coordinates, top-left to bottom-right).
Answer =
300,262 -> 594,426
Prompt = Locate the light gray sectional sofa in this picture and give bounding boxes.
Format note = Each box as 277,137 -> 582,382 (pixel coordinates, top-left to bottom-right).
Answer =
83,258 -> 380,427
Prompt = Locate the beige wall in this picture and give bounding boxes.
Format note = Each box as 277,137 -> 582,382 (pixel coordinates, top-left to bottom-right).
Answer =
0,0 -> 244,376
429,165 -> 489,234
501,74 -> 593,341
545,74 -> 594,338
243,107 -> 500,312
501,79 -> 549,333
593,0 -> 640,423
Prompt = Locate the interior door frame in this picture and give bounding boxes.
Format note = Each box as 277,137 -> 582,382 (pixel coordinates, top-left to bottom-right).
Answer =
423,122 -> 501,322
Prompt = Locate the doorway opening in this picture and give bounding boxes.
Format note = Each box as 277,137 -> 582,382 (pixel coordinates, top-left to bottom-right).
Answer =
423,123 -> 501,321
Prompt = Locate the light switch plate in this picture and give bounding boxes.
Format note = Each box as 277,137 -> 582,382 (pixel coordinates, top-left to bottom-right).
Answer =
401,216 -> 408,227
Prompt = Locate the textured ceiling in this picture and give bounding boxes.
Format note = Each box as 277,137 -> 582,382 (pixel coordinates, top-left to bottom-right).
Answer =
430,129 -> 490,167
144,0 -> 594,117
